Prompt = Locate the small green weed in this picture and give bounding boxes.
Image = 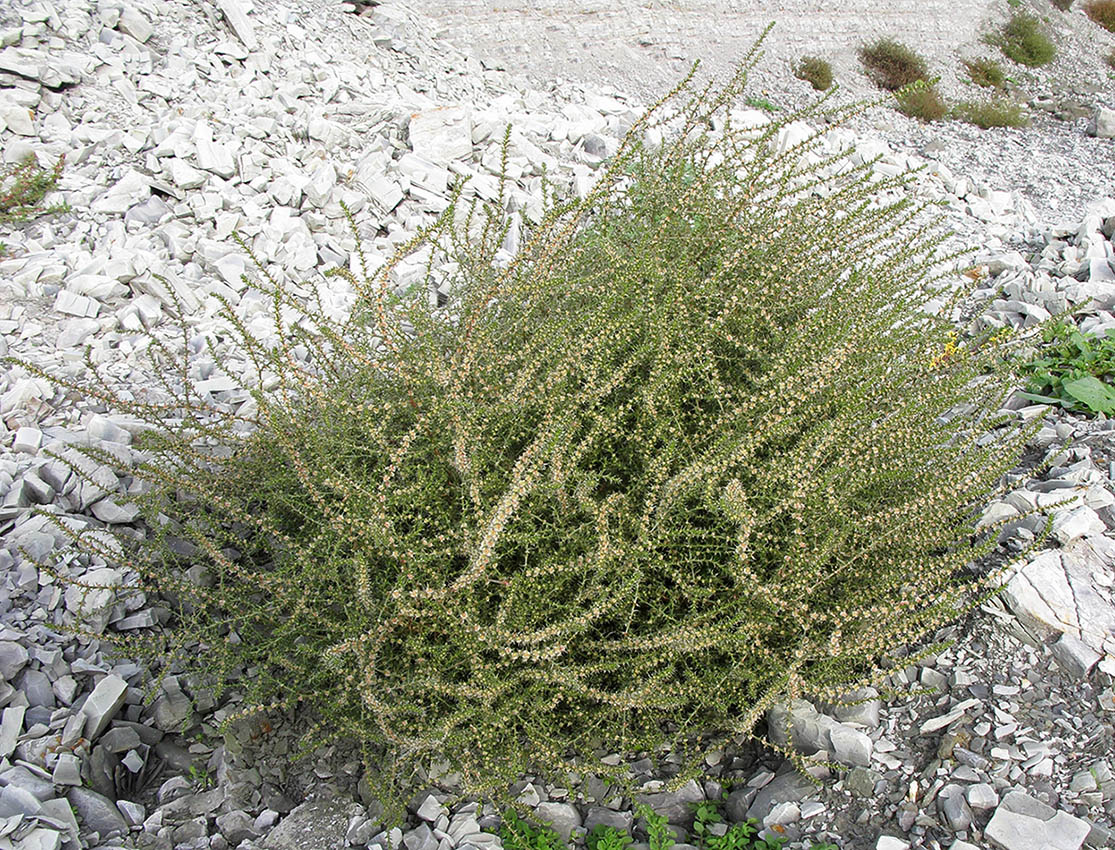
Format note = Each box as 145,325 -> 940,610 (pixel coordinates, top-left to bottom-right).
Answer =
963,57 -> 1007,89
501,811 -> 565,850
186,764 -> 214,789
587,826 -> 633,850
896,84 -> 948,121
0,153 -> 67,226
952,98 -> 1030,127
744,95 -> 779,112
1021,320 -> 1115,414
1086,0 -> 1115,30
1008,0 -> 1022,7
858,38 -> 929,89
636,805 -> 674,850
989,13 -> 1057,66
793,56 -> 834,91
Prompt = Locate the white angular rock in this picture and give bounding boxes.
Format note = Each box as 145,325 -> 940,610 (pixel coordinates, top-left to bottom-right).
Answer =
409,107 -> 473,162
876,838 -> 909,850
81,673 -> 129,740
169,158 -> 206,190
90,169 -> 151,214
214,0 -> 257,49
11,427 -> 41,455
1051,505 -> 1105,545
117,6 -> 152,42
0,105 -> 34,136
1088,106 -> 1115,140
194,121 -> 236,178
967,783 -> 999,810
54,290 -> 98,318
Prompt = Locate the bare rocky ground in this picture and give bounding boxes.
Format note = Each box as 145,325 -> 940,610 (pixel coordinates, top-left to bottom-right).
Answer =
0,1 -> 1114,850
420,0 -> 1115,225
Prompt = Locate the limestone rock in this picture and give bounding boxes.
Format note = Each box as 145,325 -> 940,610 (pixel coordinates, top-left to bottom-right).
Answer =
262,797 -> 351,850
1087,107 -> 1115,140
985,790 -> 1090,850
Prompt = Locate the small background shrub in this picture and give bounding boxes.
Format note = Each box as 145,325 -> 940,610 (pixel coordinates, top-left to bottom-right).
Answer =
1051,0 -> 1074,9
10,45 -> 1036,821
0,153 -> 67,226
1086,0 -> 1115,31
858,38 -> 930,89
1021,321 -> 1115,413
990,13 -> 1057,66
952,97 -> 1030,127
963,57 -> 1007,89
793,55 -> 833,91
1106,47 -> 1115,69
896,84 -> 948,121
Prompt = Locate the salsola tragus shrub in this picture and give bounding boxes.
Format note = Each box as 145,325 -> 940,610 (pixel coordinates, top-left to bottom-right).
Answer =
9,42 -> 1039,820
1086,0 -> 1115,32
952,97 -> 1030,128
793,55 -> 834,91
990,12 -> 1057,66
858,38 -> 929,90
896,82 -> 949,121
963,57 -> 1007,90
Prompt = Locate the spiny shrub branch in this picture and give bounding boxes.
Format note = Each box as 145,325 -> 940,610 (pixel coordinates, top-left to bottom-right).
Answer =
6,32 -> 1042,822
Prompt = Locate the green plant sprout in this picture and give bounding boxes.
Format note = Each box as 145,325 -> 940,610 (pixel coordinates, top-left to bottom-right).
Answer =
1021,320 -> 1115,414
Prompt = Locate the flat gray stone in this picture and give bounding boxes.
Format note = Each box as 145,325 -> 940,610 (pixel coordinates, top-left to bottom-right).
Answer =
635,779 -> 704,825
829,723 -> 872,767
985,791 -> 1090,850
67,787 -> 128,840
51,754 -> 82,786
745,770 -> 816,822
151,675 -> 193,731
533,803 -> 581,842
0,784 -> 42,817
1051,633 -> 1102,678
830,687 -> 881,728
0,766 -> 54,801
1088,106 -> 1115,139
0,641 -> 29,680
262,797 -> 351,850
403,824 -> 438,850
582,808 -> 633,834
0,705 -> 26,758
